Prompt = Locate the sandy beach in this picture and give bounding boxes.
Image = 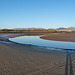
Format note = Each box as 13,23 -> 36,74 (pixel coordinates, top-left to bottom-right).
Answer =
40,33 -> 75,42
0,33 -> 75,75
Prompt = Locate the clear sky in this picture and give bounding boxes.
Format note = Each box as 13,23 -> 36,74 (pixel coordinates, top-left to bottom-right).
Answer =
0,0 -> 75,29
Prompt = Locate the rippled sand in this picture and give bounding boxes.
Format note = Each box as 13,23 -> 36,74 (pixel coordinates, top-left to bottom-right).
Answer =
0,43 -> 75,75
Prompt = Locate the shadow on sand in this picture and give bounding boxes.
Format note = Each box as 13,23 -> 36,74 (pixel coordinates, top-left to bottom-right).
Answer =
65,52 -> 73,75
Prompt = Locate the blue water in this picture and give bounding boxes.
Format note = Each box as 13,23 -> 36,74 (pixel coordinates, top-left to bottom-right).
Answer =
9,36 -> 75,49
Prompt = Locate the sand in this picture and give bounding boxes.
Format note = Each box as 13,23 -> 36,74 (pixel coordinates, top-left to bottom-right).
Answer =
0,33 -> 75,75
40,33 -> 75,42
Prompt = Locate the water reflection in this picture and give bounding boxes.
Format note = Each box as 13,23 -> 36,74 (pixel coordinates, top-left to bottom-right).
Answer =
9,36 -> 75,49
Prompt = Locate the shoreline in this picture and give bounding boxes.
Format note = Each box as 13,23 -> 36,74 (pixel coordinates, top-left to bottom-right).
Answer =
0,33 -> 75,51
0,33 -> 75,75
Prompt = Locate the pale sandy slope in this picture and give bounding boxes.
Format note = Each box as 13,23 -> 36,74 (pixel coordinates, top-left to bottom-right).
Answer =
0,43 -> 75,75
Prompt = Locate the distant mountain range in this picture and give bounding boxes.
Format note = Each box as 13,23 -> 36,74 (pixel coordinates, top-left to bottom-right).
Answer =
0,28 -> 46,30
13,28 -> 46,30
68,27 -> 75,29
0,27 -> 75,30
57,27 -> 75,29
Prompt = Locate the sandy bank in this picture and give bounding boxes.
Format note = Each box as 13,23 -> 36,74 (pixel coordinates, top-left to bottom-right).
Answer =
0,43 -> 75,75
40,33 -> 75,42
0,33 -> 75,75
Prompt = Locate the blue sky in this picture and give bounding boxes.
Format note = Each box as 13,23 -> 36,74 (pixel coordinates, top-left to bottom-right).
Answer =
0,0 -> 75,29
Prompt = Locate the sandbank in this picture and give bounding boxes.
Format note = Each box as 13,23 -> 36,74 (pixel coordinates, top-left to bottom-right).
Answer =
40,33 -> 75,42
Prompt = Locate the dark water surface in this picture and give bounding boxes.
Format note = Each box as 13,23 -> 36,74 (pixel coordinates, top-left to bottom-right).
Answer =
9,36 -> 75,49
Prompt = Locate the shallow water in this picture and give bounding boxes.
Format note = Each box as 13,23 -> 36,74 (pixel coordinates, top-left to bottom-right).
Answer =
9,36 -> 75,49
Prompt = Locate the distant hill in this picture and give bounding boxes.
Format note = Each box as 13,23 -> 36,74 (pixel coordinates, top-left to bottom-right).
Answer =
57,27 -> 67,29
1,27 -> 75,30
12,28 -> 46,30
57,27 -> 75,29
68,27 -> 75,29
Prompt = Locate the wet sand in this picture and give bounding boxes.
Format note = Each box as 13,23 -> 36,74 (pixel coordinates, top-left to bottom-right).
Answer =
0,33 -> 75,75
0,43 -> 75,75
40,33 -> 75,42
